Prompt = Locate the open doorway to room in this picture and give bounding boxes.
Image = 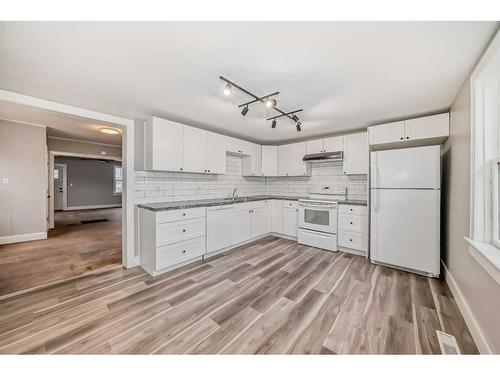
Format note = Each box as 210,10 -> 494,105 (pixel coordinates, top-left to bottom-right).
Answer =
0,101 -> 127,297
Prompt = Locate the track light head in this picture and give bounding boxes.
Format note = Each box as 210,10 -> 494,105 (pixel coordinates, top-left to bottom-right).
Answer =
265,98 -> 277,108
241,105 -> 249,116
223,83 -> 232,96
271,120 -> 277,129
292,114 -> 299,122
296,122 -> 302,132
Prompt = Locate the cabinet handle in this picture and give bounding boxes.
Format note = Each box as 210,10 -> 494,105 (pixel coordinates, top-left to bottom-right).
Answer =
182,229 -> 186,232
208,170 -> 210,172
180,168 -> 183,171
182,250 -> 186,253
400,137 -> 403,140
406,137 -> 409,139
182,213 -> 186,216
350,222 -> 353,224
349,239 -> 353,242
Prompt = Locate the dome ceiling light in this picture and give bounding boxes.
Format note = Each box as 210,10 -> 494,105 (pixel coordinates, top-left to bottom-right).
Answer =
220,76 -> 303,131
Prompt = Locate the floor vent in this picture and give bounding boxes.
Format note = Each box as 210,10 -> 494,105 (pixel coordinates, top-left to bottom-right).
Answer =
436,330 -> 461,355
80,219 -> 109,224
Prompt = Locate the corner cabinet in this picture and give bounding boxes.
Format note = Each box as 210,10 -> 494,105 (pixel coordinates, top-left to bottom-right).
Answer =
343,132 -> 368,175
369,113 -> 449,150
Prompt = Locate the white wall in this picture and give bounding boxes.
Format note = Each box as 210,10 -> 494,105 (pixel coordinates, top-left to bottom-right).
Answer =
0,119 -> 47,243
442,70 -> 500,353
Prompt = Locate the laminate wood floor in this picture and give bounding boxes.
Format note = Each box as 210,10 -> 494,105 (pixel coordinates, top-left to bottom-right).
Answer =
0,208 -> 122,296
0,236 -> 478,354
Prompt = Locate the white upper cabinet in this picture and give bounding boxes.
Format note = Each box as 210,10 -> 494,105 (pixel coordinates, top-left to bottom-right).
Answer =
278,144 -> 293,176
323,136 -> 344,152
226,136 -> 250,155
404,113 -> 449,141
306,136 -> 343,154
343,132 -> 368,175
242,142 -> 262,176
369,121 -> 405,145
205,132 -> 227,174
306,139 -> 324,154
145,117 -> 183,172
368,113 -> 449,149
182,126 -> 206,173
278,142 -> 310,176
261,146 -> 278,176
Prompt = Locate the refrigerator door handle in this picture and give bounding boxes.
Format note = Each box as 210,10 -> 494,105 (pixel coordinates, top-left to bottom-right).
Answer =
372,153 -> 379,212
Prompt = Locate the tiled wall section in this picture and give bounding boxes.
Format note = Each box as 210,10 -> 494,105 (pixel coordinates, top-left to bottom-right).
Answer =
134,154 -> 265,204
265,161 -> 368,200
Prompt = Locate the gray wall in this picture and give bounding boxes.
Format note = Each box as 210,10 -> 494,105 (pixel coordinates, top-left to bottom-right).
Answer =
55,156 -> 122,208
442,69 -> 500,352
48,137 -> 122,158
0,120 -> 46,238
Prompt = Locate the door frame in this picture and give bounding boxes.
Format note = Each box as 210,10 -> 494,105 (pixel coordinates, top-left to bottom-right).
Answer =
53,163 -> 67,211
48,151 -> 122,228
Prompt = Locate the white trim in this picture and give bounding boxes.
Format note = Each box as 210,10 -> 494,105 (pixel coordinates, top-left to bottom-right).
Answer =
0,89 -> 136,268
47,136 -> 122,149
0,116 -> 47,128
492,158 -> 500,249
54,163 -> 68,210
442,260 -> 493,354
465,237 -> 500,285
64,204 -> 122,211
51,150 -> 122,161
0,232 -> 47,245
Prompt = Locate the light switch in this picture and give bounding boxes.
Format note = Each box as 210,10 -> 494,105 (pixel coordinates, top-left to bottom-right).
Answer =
2,178 -> 8,185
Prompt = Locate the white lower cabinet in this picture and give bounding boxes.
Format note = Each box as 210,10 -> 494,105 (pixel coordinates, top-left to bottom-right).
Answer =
283,200 -> 298,237
337,203 -> 368,254
140,207 -> 206,276
270,199 -> 283,233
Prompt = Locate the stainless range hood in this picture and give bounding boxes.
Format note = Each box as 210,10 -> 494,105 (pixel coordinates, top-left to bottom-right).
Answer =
303,151 -> 343,162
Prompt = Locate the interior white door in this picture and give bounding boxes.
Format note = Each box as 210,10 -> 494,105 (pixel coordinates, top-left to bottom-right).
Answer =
182,126 -> 206,173
53,164 -> 65,211
370,145 -> 441,189
370,189 -> 440,275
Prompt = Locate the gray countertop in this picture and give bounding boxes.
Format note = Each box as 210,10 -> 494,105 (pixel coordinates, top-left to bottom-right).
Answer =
138,195 -> 367,211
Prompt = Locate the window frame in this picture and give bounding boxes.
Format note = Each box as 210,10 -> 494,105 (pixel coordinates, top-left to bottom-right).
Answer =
113,164 -> 123,195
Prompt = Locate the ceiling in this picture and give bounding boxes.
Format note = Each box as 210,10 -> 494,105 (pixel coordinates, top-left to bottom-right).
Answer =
0,22 -> 497,144
0,101 -> 123,145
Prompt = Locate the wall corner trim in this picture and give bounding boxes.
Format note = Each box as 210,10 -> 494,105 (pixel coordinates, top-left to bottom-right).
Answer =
0,232 -> 47,245
441,260 -> 494,354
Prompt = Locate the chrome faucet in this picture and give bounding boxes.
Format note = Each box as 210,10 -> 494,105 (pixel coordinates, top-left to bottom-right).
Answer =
345,186 -> 349,201
232,188 -> 237,199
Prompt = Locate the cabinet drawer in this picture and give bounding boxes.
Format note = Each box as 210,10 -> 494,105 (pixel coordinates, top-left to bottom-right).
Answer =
338,214 -> 368,233
283,200 -> 298,209
338,231 -> 367,251
156,207 -> 205,224
156,236 -> 205,270
156,217 -> 206,247
338,204 -> 367,216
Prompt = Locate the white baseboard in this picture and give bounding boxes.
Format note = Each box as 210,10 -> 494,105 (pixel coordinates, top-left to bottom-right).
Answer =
441,260 -> 493,354
64,204 -> 122,211
0,232 -> 47,245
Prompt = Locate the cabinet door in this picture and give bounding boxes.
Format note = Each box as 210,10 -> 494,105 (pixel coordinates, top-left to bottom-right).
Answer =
404,113 -> 449,141
291,142 -> 308,176
278,144 -> 292,176
226,136 -> 244,154
271,199 -> 283,233
262,146 -> 278,176
323,136 -> 344,152
233,206 -> 251,244
283,206 -> 298,237
250,206 -> 268,237
368,121 -> 405,145
343,132 -> 368,175
182,126 -> 206,173
306,139 -> 324,154
147,117 -> 183,172
249,143 -> 262,176
206,132 -> 227,174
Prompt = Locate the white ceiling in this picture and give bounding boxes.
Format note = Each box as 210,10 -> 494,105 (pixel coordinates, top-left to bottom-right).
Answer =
0,101 -> 123,145
0,22 -> 497,144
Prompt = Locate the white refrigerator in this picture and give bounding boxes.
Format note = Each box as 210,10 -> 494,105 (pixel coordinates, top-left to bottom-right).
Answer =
370,145 -> 440,277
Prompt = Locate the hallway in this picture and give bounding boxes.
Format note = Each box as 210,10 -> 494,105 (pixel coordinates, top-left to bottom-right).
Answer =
0,208 -> 122,297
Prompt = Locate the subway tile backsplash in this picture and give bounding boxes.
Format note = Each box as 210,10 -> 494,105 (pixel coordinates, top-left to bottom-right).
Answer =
134,156 -> 367,204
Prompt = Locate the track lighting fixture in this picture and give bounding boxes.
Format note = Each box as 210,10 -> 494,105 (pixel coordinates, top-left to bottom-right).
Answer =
220,76 -> 304,131
265,98 -> 277,108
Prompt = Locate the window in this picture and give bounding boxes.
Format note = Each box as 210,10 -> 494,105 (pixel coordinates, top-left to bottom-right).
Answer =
53,169 -> 59,179
114,165 -> 123,194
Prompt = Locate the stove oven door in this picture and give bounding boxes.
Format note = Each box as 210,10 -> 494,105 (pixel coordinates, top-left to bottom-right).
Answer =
298,202 -> 337,233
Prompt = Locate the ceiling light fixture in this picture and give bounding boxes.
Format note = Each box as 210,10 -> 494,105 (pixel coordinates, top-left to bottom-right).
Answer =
241,105 -> 249,116
296,122 -> 302,132
271,120 -> 277,129
292,114 -> 299,122
223,83 -> 232,96
265,98 -> 277,108
100,127 -> 120,135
